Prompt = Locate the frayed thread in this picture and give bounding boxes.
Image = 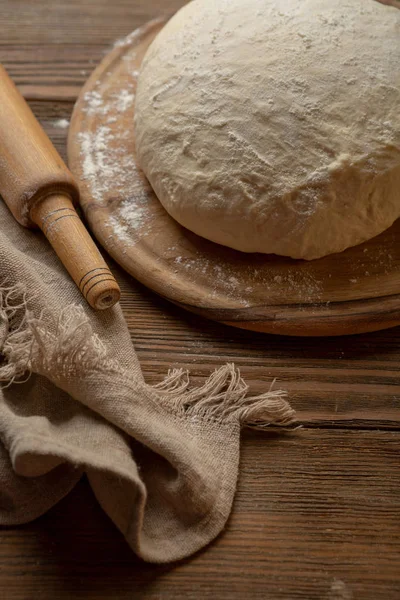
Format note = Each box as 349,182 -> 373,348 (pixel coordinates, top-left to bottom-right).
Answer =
0,284 -> 34,386
155,364 -> 296,428
0,286 -> 120,386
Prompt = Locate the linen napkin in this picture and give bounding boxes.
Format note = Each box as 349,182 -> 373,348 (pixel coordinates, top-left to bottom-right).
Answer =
0,199 -> 295,563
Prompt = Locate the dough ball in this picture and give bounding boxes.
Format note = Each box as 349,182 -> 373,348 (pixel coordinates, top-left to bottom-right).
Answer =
134,0 -> 400,259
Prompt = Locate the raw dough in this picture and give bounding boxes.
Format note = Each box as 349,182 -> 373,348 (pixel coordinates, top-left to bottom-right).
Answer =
134,0 -> 400,259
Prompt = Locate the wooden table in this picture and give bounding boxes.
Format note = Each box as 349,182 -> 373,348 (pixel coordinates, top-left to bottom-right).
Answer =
1,1 -> 400,598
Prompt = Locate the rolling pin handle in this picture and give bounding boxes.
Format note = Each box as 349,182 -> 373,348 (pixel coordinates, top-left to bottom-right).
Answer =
30,194 -> 121,310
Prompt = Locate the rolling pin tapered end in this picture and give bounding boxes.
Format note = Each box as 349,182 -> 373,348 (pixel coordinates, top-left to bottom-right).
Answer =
30,193 -> 121,310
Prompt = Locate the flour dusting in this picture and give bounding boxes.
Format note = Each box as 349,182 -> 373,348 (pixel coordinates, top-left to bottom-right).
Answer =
77,61 -> 156,249
78,126 -> 116,200
83,87 -> 136,117
53,118 -> 70,129
113,89 -> 136,112
113,28 -> 144,48
82,90 -> 109,116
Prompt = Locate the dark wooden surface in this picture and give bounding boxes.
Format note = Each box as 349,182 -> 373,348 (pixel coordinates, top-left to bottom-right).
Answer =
1,1 -> 400,598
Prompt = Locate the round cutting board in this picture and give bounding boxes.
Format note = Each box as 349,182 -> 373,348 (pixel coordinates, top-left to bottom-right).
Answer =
68,17 -> 400,337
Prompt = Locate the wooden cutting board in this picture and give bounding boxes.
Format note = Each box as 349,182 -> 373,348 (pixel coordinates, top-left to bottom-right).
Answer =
68,16 -> 400,337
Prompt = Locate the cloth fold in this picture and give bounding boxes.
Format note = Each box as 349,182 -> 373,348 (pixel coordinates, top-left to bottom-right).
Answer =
0,201 -> 295,562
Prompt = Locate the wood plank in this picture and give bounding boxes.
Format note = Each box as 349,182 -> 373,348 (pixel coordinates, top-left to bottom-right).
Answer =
28,100 -> 74,158
0,0 -> 187,99
0,0 -> 186,45
119,272 -> 400,428
1,45 -> 102,100
0,429 -> 399,599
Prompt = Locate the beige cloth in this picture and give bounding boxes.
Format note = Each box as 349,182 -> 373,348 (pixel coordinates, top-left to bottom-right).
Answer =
0,200 -> 295,563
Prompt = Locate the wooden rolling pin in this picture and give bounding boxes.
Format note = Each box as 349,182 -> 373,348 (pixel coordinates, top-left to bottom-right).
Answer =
0,64 -> 120,310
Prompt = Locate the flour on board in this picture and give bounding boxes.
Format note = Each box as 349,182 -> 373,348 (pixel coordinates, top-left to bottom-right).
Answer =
77,62 -> 156,248
113,89 -> 135,112
53,118 -> 70,129
82,87 -> 136,117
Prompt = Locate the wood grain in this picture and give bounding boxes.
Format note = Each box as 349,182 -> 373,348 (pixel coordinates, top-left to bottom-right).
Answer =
67,17 -> 400,337
0,0 -> 186,100
1,0 -> 400,598
0,430 -> 399,600
114,268 -> 400,429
